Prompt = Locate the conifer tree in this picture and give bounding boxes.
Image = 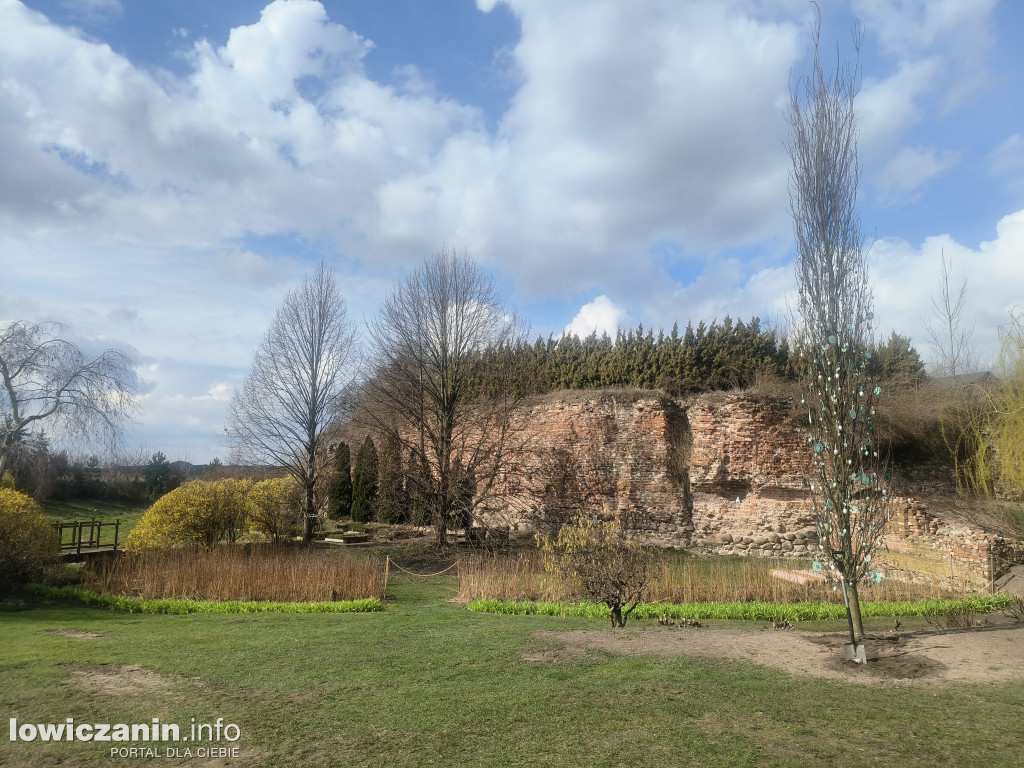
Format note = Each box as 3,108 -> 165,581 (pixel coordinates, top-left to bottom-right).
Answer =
350,436 -> 378,523
375,433 -> 407,524
327,442 -> 352,519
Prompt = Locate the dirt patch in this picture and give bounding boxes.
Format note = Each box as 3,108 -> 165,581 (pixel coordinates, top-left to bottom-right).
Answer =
527,619 -> 1024,685
62,663 -> 174,695
43,629 -> 104,639
522,646 -> 586,663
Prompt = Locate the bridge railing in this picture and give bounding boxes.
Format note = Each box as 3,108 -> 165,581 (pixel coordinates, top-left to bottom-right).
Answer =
52,519 -> 121,555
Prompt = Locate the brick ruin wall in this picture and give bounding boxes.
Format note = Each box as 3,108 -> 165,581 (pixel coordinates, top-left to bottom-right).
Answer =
508,390 -> 1024,590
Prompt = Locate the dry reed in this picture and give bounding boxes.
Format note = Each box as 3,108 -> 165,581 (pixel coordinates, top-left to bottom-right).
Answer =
85,544 -> 385,602
457,551 -> 965,604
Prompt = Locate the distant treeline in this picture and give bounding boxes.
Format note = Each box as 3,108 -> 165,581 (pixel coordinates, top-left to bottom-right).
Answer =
471,318 -> 925,397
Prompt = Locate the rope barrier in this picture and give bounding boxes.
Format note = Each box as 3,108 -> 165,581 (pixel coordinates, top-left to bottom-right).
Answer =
385,556 -> 461,578
383,555 -> 463,597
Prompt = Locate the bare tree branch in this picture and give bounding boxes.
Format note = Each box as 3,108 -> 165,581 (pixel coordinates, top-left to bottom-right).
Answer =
786,7 -> 889,641
923,251 -> 978,377
361,248 -> 527,545
0,321 -> 138,478
224,262 -> 356,542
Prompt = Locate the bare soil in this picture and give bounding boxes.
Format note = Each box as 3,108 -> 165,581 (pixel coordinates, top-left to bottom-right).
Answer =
63,663 -> 174,695
526,615 -> 1024,685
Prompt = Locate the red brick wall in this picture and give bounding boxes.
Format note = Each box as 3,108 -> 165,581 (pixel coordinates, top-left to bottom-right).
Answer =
500,389 -> 1023,586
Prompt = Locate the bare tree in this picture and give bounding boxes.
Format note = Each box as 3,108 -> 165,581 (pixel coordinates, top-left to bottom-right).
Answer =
0,321 -> 137,480
362,248 -> 526,546
225,262 -> 356,542
924,251 -> 978,377
786,10 -> 889,641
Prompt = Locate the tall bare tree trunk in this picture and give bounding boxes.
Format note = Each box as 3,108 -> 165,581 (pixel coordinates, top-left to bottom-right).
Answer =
225,262 -> 356,542
363,248 -> 527,548
786,8 -> 889,630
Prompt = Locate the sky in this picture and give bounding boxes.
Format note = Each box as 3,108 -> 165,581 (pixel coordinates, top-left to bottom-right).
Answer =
1,0 -> 1023,464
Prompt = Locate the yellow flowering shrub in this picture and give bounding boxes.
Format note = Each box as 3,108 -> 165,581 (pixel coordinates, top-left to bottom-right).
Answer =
247,478 -> 301,543
0,488 -> 60,592
126,478 -> 254,552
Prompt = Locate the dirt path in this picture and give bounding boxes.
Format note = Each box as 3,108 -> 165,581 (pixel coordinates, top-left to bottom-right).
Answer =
526,618 -> 1024,685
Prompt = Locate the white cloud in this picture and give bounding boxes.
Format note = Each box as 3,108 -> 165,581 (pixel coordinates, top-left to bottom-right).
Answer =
59,0 -> 122,24
990,134 -> 1024,176
665,259 -> 793,332
8,0 -> 994,305
877,145 -> 960,203
1,0 -> 1019,458
564,296 -> 631,339
0,0 -> 484,254
851,0 -> 998,198
853,0 -> 995,60
856,60 -> 937,159
392,0 -> 804,294
853,0 -> 995,111
869,208 -> 1024,370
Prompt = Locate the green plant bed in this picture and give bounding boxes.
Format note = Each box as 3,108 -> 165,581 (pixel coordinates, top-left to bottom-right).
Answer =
466,594 -> 1012,622
26,585 -> 384,614
321,531 -> 369,543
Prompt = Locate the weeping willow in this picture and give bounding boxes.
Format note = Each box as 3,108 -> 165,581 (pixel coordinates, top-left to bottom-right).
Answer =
948,310 -> 1024,498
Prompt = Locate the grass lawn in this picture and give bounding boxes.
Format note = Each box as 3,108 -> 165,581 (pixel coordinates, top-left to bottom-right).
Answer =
42,499 -> 148,547
1,573 -> 1020,767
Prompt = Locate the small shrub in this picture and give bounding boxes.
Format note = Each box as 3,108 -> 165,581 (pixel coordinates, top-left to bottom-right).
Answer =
925,603 -> 984,629
0,488 -> 60,594
1002,595 -> 1024,622
537,513 -> 658,628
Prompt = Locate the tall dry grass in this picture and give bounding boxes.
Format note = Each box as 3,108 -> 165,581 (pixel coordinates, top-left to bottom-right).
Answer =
457,551 -> 964,604
85,544 -> 385,602
458,553 -> 563,602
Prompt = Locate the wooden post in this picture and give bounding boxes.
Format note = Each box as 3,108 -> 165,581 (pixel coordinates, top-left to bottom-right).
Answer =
76,521 -> 83,556
383,555 -> 390,598
990,549 -> 996,595
114,519 -> 120,552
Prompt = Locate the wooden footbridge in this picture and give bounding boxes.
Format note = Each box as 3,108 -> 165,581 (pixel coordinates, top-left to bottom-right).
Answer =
52,519 -> 122,558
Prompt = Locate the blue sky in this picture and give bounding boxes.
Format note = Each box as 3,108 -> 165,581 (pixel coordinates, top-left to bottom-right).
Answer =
2,0 -> 1023,462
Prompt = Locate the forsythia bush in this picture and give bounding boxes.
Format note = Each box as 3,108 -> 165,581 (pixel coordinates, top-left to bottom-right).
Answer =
127,477 -> 304,552
247,478 -> 301,543
126,478 -> 255,552
0,488 -> 60,593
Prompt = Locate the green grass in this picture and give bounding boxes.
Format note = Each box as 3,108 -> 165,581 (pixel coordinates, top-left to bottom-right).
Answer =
42,498 -> 148,547
467,595 -> 1013,622
1,572 -> 1021,767
24,585 -> 384,614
